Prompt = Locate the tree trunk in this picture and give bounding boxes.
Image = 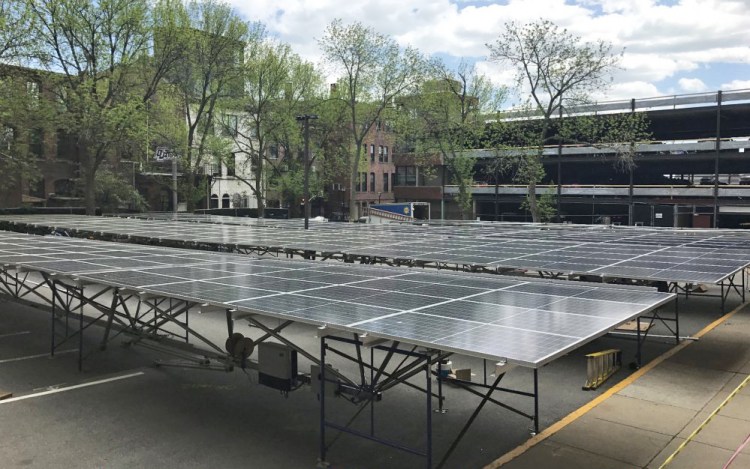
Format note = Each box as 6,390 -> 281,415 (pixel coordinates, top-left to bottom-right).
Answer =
348,166 -> 358,221
348,144 -> 362,222
494,179 -> 499,221
255,160 -> 264,216
80,151 -> 96,215
84,170 -> 96,215
527,181 -> 539,222
257,193 -> 265,216
185,172 -> 196,212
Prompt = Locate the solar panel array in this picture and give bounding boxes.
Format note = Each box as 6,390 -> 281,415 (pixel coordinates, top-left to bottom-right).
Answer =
0,230 -> 672,368
1,215 -> 749,284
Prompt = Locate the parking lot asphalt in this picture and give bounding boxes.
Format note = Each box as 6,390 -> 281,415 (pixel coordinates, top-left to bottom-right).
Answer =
0,278 -> 743,469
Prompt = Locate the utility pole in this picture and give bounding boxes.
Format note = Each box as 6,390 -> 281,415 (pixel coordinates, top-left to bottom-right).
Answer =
296,114 -> 319,229
172,154 -> 178,214
713,90 -> 722,228
556,103 -> 563,222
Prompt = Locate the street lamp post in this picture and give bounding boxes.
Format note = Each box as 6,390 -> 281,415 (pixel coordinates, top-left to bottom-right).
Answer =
172,155 -> 178,214
296,114 -> 318,229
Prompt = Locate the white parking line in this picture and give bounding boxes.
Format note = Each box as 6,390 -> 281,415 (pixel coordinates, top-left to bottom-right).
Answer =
0,331 -> 31,339
0,349 -> 76,364
0,372 -> 144,404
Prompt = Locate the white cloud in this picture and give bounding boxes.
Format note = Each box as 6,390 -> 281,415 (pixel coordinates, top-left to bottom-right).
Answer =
474,60 -> 515,88
721,79 -> 750,90
678,77 -> 708,92
227,0 -> 750,100
592,81 -> 663,102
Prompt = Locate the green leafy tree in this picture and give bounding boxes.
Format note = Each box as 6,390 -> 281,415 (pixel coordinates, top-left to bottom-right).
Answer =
27,0 -> 157,214
319,19 -> 426,220
0,68 -> 58,198
94,168 -> 148,213
396,60 -> 505,219
163,0 -> 250,211
267,158 -> 323,218
0,0 -> 36,62
487,20 -> 629,221
521,181 -> 556,222
230,31 -> 323,213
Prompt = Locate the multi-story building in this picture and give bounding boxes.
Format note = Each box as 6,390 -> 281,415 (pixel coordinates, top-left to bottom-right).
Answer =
204,113 -> 257,210
394,89 -> 750,227
350,120 -> 396,219
0,65 -> 81,208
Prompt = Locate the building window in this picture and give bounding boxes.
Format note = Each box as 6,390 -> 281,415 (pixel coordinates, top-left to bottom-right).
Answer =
54,178 -> 75,197
362,172 -> 368,191
391,173 -> 396,191
56,129 -> 76,160
226,153 -> 236,177
378,145 -> 383,163
355,173 -> 361,192
29,178 -> 45,199
29,128 -> 43,158
55,86 -> 67,109
370,144 -> 375,163
222,114 -> 239,137
1,126 -> 14,151
268,144 -> 278,160
368,172 -> 374,192
384,146 -> 388,163
222,193 -> 230,208
210,194 -> 219,209
383,172 -> 388,192
396,166 -> 416,186
231,192 -> 248,208
26,81 -> 39,102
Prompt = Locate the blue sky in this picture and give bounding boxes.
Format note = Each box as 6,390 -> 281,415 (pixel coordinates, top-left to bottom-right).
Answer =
229,0 -> 750,105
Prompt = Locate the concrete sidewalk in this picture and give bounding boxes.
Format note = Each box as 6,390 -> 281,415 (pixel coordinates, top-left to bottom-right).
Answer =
491,302 -> 750,469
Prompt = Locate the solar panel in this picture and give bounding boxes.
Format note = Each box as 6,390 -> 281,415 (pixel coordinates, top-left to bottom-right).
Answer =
1,214 -> 748,284
0,230 -> 674,368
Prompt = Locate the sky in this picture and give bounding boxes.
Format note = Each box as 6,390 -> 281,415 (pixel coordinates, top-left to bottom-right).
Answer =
227,0 -> 750,107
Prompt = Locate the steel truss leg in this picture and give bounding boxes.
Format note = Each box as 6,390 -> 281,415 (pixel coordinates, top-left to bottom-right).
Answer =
319,335 -> 433,468
245,317 -> 355,387
0,269 -> 47,302
319,335 -> 538,469
675,295 -> 680,345
100,288 -> 120,350
323,344 -> 443,399
722,273 -> 743,313
46,276 -> 87,370
743,269 -> 746,303
636,316 -> 642,367
629,295 -> 681,367
77,284 -> 83,371
435,370 -> 526,469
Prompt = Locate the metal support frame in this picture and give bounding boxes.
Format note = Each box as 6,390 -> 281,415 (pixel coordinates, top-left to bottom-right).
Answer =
0,260 -> 679,468
46,276 -> 88,371
0,269 -> 233,370
537,270 -> 564,279
668,271 -> 744,314
320,335 -> 434,468
318,334 -> 539,469
0,267 -> 52,303
632,296 -> 680,367
713,90 -> 722,228
0,267 -> 367,386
